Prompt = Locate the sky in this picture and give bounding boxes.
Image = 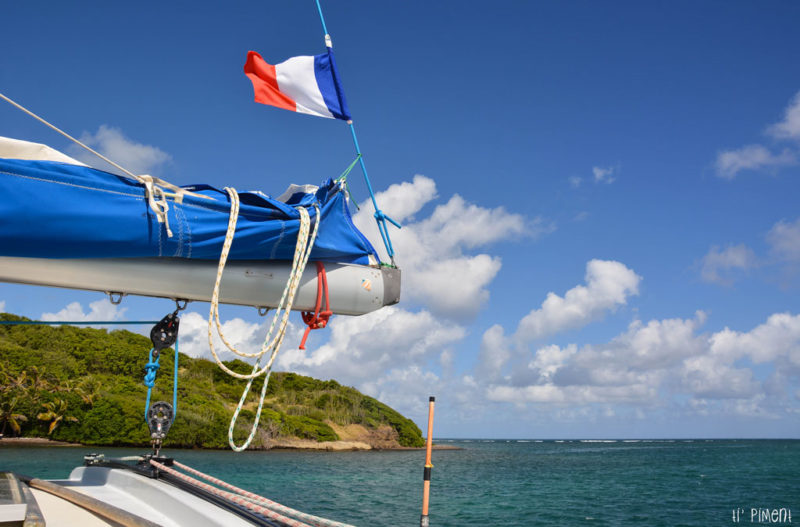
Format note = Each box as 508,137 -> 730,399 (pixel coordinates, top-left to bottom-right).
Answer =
2,1 -> 800,439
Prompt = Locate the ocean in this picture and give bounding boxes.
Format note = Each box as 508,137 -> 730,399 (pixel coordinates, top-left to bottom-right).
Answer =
1,439 -> 797,526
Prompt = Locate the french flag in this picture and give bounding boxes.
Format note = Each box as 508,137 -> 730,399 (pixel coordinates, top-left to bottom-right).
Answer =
244,50 -> 351,121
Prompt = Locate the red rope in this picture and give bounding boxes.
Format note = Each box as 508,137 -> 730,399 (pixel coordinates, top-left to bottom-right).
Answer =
300,262 -> 332,350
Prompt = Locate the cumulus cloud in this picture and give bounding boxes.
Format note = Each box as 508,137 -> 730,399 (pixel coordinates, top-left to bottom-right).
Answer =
41,298 -> 127,322
714,90 -> 800,179
0,300 -> 5,313
715,144 -> 796,179
480,309 -> 800,422
487,383 -> 655,405
353,175 -> 544,318
176,310 -> 288,362
708,312 -> 800,367
278,306 -> 466,386
478,324 -> 513,382
767,217 -> 800,263
592,166 -> 617,184
360,365 -> 442,419
700,244 -> 758,285
767,90 -> 800,140
515,259 -> 641,341
568,176 -> 582,188
68,125 -> 171,176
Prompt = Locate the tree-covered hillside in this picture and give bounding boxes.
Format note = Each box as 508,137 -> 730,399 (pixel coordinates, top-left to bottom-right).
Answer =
0,314 -> 423,449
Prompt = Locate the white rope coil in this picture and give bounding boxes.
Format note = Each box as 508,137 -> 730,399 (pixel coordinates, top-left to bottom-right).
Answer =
207,187 -> 320,451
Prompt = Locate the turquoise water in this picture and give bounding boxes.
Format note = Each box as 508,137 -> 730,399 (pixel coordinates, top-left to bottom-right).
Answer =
1,439 -> 797,526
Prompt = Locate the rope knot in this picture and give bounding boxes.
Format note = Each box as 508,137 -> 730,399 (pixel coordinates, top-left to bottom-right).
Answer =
299,262 -> 331,350
143,358 -> 160,388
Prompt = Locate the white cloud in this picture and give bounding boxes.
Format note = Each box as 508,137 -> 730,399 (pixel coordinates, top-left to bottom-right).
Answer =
479,309 -> 800,420
41,298 -> 127,322
715,144 -> 796,179
68,125 -> 171,176
708,312 -> 800,367
477,324 -> 512,382
360,365 -> 442,420
354,175 -> 542,318
700,244 -> 758,285
278,306 -> 465,386
592,166 -> 616,184
487,383 -> 655,405
569,176 -> 582,188
176,310 -> 304,365
515,259 -> 641,341
411,255 -> 501,315
681,354 -> 759,400
368,175 -> 437,222
767,90 -> 800,140
767,217 -> 800,263
0,300 -> 5,313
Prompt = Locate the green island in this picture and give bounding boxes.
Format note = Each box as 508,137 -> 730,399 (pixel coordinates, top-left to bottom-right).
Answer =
0,313 -> 424,450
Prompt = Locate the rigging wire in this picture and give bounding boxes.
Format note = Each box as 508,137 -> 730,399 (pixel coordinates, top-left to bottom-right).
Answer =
312,0 -> 401,265
0,91 -> 213,238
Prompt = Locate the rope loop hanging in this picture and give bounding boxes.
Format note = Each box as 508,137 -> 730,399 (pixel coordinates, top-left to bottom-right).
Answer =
206,186 -> 321,451
299,262 -> 331,350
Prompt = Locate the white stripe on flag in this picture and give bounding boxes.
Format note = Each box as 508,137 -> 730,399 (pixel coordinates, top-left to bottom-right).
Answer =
275,55 -> 333,119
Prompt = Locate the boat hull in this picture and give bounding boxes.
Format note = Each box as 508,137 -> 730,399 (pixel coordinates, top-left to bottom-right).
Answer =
0,257 -> 400,316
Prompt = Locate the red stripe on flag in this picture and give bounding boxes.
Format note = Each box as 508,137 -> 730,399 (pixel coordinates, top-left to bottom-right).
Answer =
244,51 -> 296,112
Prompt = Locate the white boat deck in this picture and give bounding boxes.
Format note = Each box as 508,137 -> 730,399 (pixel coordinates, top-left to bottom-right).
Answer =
48,466 -> 258,526
1,465 -> 267,526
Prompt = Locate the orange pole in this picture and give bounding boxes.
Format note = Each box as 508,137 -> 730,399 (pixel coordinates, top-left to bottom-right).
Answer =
420,396 -> 435,527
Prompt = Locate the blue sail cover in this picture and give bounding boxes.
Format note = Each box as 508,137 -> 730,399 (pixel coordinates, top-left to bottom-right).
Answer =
0,156 -> 379,265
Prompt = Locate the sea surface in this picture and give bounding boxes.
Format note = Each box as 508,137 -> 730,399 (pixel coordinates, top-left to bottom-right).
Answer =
1,439 -> 797,526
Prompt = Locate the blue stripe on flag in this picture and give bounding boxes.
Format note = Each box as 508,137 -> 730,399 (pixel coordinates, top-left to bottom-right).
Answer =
314,51 -> 351,121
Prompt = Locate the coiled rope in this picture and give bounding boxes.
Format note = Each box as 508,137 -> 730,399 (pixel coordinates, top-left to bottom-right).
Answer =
208,187 -> 320,451
150,459 -> 356,527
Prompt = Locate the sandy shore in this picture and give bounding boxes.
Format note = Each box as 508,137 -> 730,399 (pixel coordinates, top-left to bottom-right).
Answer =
0,437 -> 83,447
0,436 -> 460,451
268,438 -> 461,451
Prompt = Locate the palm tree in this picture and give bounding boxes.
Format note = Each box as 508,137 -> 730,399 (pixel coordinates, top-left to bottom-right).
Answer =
56,379 -> 76,394
7,371 -> 27,391
0,397 -> 28,436
0,364 -> 8,392
37,399 -> 78,436
26,366 -> 50,392
75,377 -> 101,407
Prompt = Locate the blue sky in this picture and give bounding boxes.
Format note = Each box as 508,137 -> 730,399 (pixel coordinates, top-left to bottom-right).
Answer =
2,1 -> 799,439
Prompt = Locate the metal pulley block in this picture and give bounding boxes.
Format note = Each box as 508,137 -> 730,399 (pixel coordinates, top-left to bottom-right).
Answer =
147,401 -> 174,443
150,311 -> 180,354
